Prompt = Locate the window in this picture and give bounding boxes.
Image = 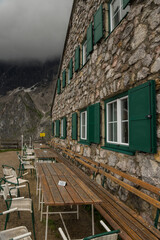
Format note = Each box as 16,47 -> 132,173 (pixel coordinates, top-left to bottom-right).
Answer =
61,119 -> 64,138
75,46 -> 80,72
55,120 -> 60,137
52,122 -> 54,136
57,78 -> 61,95
60,117 -> 67,139
107,96 -> 128,145
67,66 -> 70,84
80,111 -> 87,140
72,112 -> 77,140
110,0 -> 130,31
62,70 -> 66,88
82,39 -> 87,66
67,58 -> 73,84
79,103 -> 100,144
104,81 -> 157,155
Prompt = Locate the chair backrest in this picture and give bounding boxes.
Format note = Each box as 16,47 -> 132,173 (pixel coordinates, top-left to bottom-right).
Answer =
3,166 -> 17,178
2,182 -> 10,200
88,234 -> 118,240
83,231 -> 119,240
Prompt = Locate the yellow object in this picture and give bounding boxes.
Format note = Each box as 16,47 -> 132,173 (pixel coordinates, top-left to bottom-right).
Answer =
40,133 -> 45,137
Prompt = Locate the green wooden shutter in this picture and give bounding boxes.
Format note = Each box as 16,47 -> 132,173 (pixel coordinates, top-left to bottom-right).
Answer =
94,4 -> 103,44
52,122 -> 54,136
88,103 -> 100,144
63,117 -> 67,139
62,70 -> 66,88
123,0 -> 130,9
75,46 -> 80,72
56,120 -> 60,137
87,23 -> 93,56
129,80 -> 156,153
72,113 -> 77,140
69,58 -> 73,80
57,78 -> 61,94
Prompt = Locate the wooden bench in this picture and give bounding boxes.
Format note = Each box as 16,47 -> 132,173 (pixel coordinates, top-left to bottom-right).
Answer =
49,142 -> 160,240
0,139 -> 19,149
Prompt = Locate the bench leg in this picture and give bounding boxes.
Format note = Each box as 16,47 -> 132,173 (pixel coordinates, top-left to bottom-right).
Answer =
92,204 -> 95,235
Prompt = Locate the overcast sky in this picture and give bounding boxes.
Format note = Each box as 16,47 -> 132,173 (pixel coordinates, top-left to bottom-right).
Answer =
0,0 -> 73,62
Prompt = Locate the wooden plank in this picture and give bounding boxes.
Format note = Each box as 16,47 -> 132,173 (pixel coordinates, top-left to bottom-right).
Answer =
56,155 -> 160,240
100,163 -> 160,196
71,164 -> 160,240
75,157 -> 98,173
46,175 -> 64,205
41,176 -> 54,205
63,164 -> 101,203
52,175 -> 74,205
98,169 -> 160,209
57,174 -> 84,204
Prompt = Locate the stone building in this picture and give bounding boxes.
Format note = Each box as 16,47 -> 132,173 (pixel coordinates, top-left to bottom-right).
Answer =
51,0 -> 160,223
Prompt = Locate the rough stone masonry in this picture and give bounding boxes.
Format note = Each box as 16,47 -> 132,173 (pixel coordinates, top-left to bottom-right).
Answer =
51,0 -> 160,224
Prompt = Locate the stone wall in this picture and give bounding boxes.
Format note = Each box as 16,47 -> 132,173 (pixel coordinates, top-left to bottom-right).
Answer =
51,0 -> 160,224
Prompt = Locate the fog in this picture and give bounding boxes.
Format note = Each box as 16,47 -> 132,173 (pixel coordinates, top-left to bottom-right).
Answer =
0,0 -> 73,61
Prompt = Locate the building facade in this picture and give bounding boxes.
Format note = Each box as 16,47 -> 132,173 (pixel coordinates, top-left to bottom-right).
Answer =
51,0 -> 160,223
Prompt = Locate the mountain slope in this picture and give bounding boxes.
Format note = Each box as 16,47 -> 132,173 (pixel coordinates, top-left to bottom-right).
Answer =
0,60 -> 58,142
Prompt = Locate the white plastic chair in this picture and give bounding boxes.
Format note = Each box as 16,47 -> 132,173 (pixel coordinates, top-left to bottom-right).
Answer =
0,208 -> 32,240
58,220 -> 120,240
1,183 -> 36,240
2,165 -> 31,198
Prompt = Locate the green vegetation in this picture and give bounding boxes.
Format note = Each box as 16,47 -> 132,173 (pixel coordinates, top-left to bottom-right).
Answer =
0,149 -> 21,153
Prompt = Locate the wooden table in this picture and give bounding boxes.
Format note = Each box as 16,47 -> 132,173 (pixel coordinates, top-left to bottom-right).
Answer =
34,149 -> 58,161
33,143 -> 50,149
36,162 -> 102,240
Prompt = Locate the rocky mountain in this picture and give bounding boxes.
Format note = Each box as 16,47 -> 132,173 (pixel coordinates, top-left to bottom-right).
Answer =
0,59 -> 59,142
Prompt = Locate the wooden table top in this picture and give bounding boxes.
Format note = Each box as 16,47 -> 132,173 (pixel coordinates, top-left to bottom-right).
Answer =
34,143 -> 50,149
36,162 -> 102,206
34,149 -> 58,159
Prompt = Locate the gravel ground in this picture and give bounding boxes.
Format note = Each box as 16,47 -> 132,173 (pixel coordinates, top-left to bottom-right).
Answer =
0,151 -> 101,240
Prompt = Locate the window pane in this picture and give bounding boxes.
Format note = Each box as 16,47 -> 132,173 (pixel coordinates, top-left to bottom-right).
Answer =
113,102 -> 117,121
82,126 -> 85,139
122,122 -> 128,143
121,98 -> 128,120
112,0 -> 120,28
82,112 -> 85,125
108,123 -> 113,141
113,123 -> 117,142
108,103 -> 113,122
83,40 -> 87,65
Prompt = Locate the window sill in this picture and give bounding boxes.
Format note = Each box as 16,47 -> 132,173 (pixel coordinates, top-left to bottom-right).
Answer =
78,141 -> 90,146
101,145 -> 135,156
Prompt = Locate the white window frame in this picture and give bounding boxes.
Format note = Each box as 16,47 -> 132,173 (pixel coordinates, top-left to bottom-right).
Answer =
80,111 -> 87,140
110,0 -> 130,32
61,119 -> 64,137
106,96 -> 129,146
82,40 -> 87,66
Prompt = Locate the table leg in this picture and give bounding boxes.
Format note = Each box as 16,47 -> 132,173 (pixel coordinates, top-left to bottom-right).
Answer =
77,205 -> 79,220
40,193 -> 44,221
36,173 -> 39,195
45,205 -> 49,240
92,204 -> 95,235
38,182 -> 41,211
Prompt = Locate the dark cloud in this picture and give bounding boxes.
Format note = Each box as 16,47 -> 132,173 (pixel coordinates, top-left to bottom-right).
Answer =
0,0 -> 73,61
